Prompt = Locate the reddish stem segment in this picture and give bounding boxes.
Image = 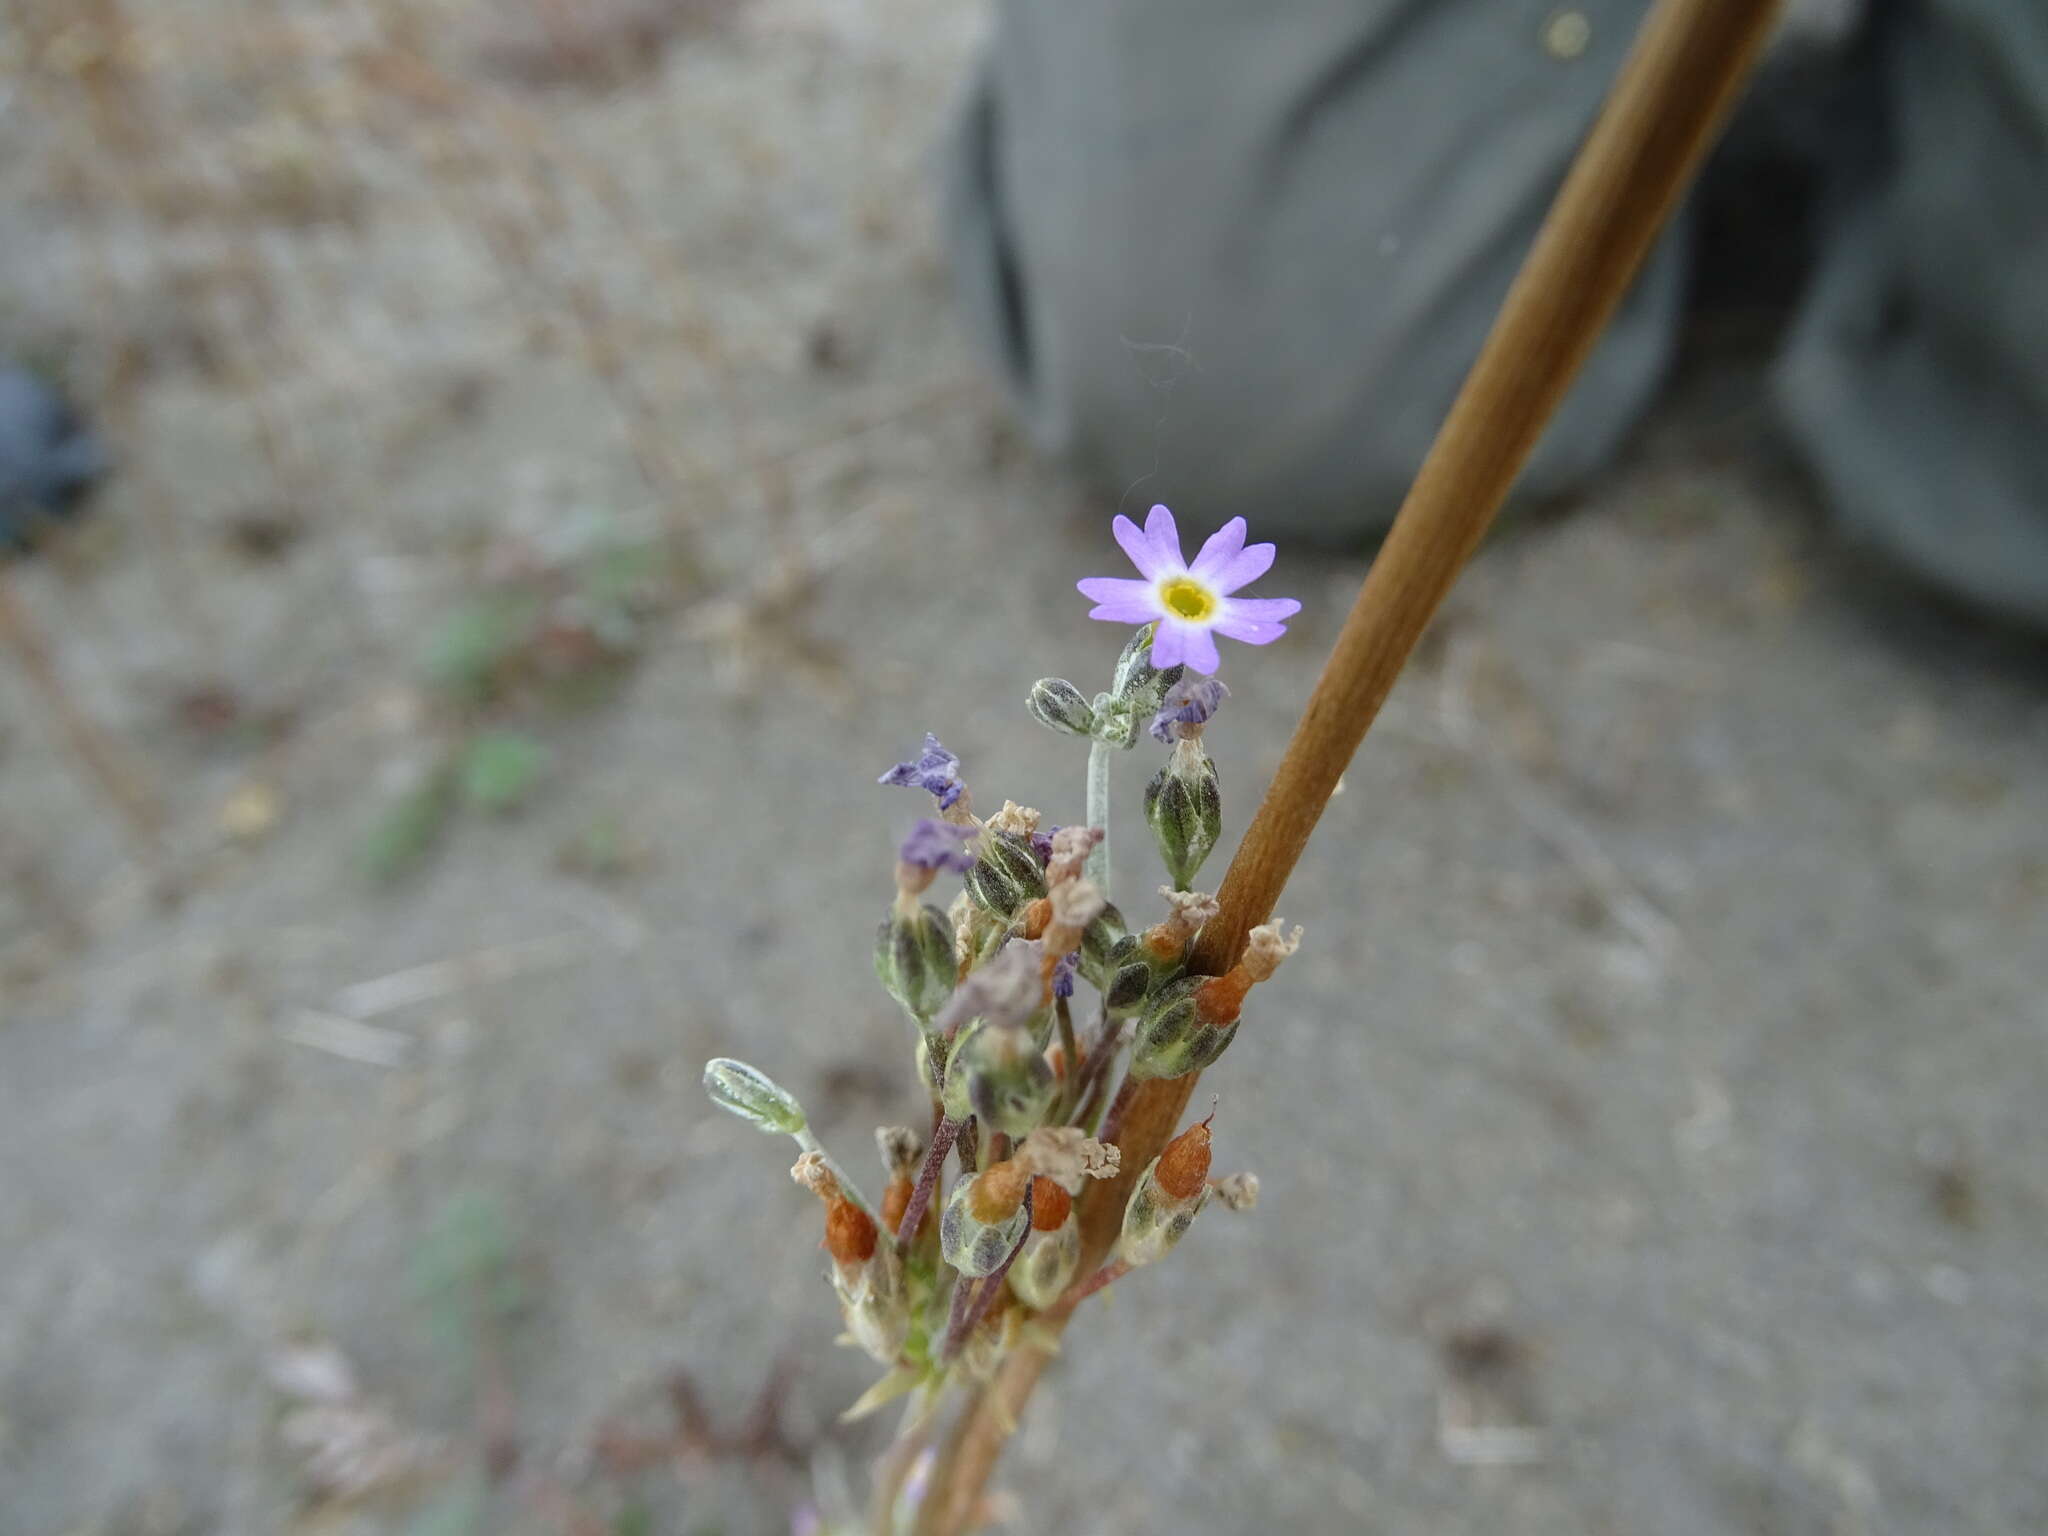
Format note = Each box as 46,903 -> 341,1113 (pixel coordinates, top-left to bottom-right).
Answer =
896,1116 -> 960,1249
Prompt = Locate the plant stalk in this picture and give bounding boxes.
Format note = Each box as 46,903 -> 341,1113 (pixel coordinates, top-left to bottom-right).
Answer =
911,1 -> 1784,1529
1083,734 -> 1111,890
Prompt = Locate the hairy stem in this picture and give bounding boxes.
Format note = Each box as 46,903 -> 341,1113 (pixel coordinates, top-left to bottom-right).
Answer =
1084,734 -> 1111,890
896,1117 -> 960,1248
794,1128 -> 877,1224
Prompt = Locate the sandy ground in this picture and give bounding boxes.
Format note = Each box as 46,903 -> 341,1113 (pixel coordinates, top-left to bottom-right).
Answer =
2,2 -> 2046,1533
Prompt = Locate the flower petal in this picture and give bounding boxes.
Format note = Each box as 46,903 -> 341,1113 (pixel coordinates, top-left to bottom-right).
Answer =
1188,517 -> 1247,585
1113,515 -> 1169,580
1142,504 -> 1186,573
1211,541 -> 1276,593
1220,596 -> 1301,622
1214,596 -> 1299,645
1178,623 -> 1221,675
1078,576 -> 1163,623
1148,618 -> 1189,670
1213,614 -> 1289,645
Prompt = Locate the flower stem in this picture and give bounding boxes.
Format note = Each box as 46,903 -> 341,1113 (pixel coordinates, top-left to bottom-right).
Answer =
1084,734 -> 1111,891
896,1117 -> 960,1249
794,1128 -> 876,1224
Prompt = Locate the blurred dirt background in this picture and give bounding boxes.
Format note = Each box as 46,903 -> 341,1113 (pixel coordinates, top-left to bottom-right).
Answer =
2,2 -> 2046,1533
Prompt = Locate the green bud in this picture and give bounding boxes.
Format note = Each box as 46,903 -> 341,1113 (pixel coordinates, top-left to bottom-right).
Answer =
1104,960 -> 1154,1016
942,1017 -> 1056,1136
1089,692 -> 1138,749
1127,975 -> 1237,1081
1117,1120 -> 1213,1269
940,1164 -> 1032,1276
1117,1159 -> 1211,1269
832,1237 -> 909,1364
1076,904 -> 1128,989
873,901 -> 958,1024
1111,622 -> 1184,716
963,829 -> 1047,919
1006,1215 -> 1080,1310
1027,677 -> 1096,737
702,1057 -> 808,1135
1144,739 -> 1222,891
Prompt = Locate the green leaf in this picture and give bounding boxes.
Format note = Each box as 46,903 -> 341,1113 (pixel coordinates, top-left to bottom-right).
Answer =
407,1468 -> 487,1536
459,731 -> 547,813
362,767 -> 455,881
422,595 -> 538,701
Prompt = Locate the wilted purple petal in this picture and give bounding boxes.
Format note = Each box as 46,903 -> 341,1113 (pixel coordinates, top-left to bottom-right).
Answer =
879,732 -> 963,809
1187,517 -> 1247,585
1029,824 -> 1061,866
1150,675 -> 1231,742
1051,951 -> 1078,1000
934,938 -> 1047,1033
899,818 -> 978,872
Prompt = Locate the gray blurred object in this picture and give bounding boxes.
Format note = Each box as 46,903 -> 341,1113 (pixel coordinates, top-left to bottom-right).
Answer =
944,0 -> 2048,626
0,362 -> 106,551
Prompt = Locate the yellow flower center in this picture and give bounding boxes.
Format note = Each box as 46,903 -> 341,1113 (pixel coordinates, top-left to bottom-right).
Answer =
1158,575 -> 1217,623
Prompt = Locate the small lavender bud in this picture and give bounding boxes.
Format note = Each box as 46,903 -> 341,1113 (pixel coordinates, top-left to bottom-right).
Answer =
1027,677 -> 1096,737
1128,974 -> 1238,1080
941,1161 -> 1032,1276
1117,1120 -> 1213,1269
1144,738 -> 1222,891
1007,1178 -> 1080,1309
942,1017 -> 1056,1136
964,829 -> 1047,919
873,902 -> 958,1024
702,1058 -> 808,1135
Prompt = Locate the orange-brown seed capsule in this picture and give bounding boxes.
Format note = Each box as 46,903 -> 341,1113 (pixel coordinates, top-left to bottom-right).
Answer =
825,1196 -> 879,1266
881,1175 -> 913,1236
968,1159 -> 1030,1223
1154,1120 -> 1213,1202
1020,897 -> 1053,941
1193,969 -> 1253,1028
1029,1176 -> 1072,1231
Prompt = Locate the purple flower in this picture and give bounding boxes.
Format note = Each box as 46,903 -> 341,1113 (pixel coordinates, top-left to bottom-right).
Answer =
1150,675 -> 1231,744
1051,951 -> 1078,1001
899,818 -> 978,873
1029,824 -> 1060,867
879,732 -> 963,809
1077,505 -> 1301,675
